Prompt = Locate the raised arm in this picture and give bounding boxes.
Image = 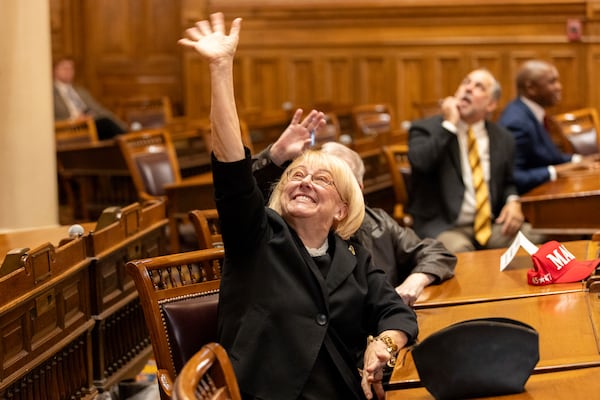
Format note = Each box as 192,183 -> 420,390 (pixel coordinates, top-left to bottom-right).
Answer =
179,12 -> 244,162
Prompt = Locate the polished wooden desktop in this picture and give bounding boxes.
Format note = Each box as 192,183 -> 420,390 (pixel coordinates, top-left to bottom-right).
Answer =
387,237 -> 600,399
521,169 -> 600,234
414,240 -> 592,309
389,291 -> 600,388
386,365 -> 600,400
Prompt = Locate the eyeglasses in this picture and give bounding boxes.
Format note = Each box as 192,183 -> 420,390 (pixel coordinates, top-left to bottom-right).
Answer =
287,166 -> 336,188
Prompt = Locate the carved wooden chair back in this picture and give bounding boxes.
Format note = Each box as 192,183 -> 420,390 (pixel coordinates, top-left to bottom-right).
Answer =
126,247 -> 224,399
382,144 -> 413,226
172,342 -> 241,400
116,128 -> 182,202
552,107 -> 600,155
188,209 -> 222,250
54,117 -> 99,149
351,103 -> 394,137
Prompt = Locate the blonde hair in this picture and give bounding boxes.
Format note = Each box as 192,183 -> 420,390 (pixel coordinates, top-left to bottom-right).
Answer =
268,149 -> 365,239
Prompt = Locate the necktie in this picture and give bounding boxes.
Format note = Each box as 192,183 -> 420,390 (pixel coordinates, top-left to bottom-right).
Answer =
467,127 -> 492,246
543,115 -> 550,131
66,86 -> 88,116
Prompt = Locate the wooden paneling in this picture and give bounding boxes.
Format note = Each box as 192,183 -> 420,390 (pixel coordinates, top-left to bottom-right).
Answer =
50,0 -> 600,133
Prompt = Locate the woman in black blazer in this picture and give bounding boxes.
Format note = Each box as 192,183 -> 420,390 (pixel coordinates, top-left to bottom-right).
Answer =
179,12 -> 418,400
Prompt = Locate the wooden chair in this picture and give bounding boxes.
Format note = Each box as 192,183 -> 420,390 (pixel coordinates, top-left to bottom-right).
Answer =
412,100 -> 442,118
54,117 -> 98,149
188,209 -> 222,249
552,107 -> 600,155
116,95 -> 174,130
55,117 -> 101,221
172,342 -> 241,400
351,103 -> 395,137
116,129 -> 215,252
126,247 -> 225,400
382,144 -> 413,227
116,128 -> 183,202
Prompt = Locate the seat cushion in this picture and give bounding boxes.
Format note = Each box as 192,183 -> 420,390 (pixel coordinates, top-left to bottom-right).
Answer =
161,292 -> 219,372
134,152 -> 175,196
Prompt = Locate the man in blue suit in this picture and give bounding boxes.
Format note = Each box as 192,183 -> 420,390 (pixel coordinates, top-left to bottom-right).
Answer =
498,60 -> 588,194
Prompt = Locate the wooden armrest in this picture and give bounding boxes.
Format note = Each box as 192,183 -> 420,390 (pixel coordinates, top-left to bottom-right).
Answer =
392,204 -> 413,228
157,369 -> 173,398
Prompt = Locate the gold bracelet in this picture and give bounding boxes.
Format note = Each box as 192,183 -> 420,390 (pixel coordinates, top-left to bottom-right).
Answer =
367,334 -> 399,368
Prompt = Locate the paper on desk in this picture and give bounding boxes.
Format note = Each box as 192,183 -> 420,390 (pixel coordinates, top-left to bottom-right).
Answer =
500,231 -> 539,271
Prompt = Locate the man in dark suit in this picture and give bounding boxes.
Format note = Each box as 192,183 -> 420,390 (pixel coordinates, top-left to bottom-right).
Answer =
498,59 -> 595,194
408,68 -> 529,253
53,56 -> 127,140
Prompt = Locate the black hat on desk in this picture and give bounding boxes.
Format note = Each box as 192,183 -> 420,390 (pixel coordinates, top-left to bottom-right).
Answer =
412,317 -> 539,400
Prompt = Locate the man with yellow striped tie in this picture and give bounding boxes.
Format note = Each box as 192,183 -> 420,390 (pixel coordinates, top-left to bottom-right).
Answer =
408,69 -> 539,253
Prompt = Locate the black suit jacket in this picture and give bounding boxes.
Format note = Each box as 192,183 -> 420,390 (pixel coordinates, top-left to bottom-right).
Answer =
407,115 -> 518,239
212,152 -> 418,400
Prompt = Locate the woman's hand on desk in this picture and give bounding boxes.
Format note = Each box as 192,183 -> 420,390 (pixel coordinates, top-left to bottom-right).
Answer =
362,331 -> 408,399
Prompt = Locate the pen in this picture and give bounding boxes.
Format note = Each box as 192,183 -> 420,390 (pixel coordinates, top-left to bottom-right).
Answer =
310,129 -> 315,147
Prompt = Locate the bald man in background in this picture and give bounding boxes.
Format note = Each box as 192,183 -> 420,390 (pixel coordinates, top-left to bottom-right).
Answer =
498,59 -> 597,194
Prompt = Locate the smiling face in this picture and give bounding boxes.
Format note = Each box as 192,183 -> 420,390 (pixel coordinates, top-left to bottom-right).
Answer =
454,69 -> 499,124
268,149 -> 365,240
279,164 -> 347,232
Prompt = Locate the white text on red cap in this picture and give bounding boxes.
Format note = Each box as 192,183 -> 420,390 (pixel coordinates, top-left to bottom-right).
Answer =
545,245 -> 575,270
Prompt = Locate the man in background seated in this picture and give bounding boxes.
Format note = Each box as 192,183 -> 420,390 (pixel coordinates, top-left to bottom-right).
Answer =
498,59 -> 597,194
53,56 -> 127,140
252,110 -> 456,306
408,68 -> 534,253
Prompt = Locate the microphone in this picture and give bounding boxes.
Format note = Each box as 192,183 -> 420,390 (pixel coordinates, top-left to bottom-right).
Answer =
68,224 -> 85,238
59,224 -> 85,247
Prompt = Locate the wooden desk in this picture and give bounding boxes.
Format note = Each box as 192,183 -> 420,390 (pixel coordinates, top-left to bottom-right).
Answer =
57,137 -> 212,223
414,241 -> 592,309
386,365 -> 600,400
521,171 -> 600,234
390,291 -> 600,389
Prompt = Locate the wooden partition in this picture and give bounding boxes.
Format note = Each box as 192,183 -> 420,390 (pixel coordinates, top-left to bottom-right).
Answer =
49,0 -> 600,151
85,201 -> 168,390
0,236 -> 96,399
0,200 -> 169,398
182,0 -> 600,124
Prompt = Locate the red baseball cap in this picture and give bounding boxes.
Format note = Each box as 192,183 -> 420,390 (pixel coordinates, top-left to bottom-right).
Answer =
528,241 -> 600,286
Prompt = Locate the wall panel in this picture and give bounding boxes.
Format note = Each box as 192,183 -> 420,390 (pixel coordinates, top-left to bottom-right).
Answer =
50,0 -> 600,127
